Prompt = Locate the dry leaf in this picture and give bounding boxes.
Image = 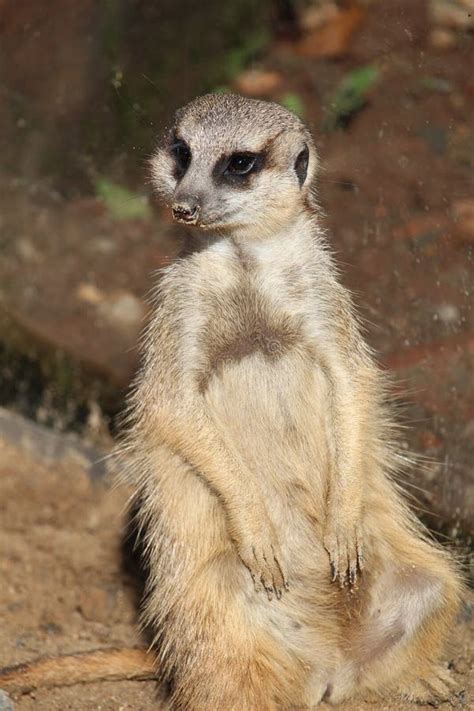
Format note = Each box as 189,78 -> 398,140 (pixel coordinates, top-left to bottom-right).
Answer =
294,6 -> 366,59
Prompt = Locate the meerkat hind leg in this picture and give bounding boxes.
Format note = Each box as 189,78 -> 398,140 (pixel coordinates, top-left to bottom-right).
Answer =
138,469 -> 303,710
154,566 -> 300,711
345,560 -> 458,703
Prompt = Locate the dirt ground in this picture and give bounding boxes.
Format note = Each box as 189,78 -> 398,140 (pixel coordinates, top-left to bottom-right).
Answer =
0,412 -> 472,710
0,413 -> 158,710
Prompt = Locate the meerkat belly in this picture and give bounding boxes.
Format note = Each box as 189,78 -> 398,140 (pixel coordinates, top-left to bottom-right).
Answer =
203,341 -> 331,530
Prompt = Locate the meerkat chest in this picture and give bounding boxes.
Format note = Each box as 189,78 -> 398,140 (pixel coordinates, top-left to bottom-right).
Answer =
193,246 -> 317,388
203,281 -> 304,369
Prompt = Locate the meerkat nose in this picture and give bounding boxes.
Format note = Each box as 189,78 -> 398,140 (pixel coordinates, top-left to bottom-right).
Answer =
172,198 -> 200,224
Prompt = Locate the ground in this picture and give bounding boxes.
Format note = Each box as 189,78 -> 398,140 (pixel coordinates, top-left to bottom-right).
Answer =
0,0 -> 472,708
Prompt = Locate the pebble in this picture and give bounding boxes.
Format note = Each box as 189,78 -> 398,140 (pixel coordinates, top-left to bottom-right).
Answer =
78,586 -> 113,623
436,303 -> 460,325
452,198 -> 474,241
0,690 -> 14,711
429,27 -> 457,49
451,656 -> 471,674
16,238 -> 40,262
98,291 -> 146,330
300,2 -> 339,32
76,282 -> 104,305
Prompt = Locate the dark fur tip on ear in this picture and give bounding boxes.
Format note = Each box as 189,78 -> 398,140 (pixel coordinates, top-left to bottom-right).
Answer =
295,144 -> 309,187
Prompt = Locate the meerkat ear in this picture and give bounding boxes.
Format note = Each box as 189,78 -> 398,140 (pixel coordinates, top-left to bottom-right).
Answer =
294,144 -> 309,187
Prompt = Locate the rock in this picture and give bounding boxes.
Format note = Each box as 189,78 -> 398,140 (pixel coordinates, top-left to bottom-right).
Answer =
0,690 -> 14,711
0,407 -> 111,481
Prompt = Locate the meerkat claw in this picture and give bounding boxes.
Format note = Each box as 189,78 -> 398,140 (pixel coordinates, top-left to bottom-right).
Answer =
251,572 -> 263,593
349,561 -> 358,587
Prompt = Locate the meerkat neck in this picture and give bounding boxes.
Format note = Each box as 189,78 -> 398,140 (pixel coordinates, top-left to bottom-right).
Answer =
231,209 -> 319,247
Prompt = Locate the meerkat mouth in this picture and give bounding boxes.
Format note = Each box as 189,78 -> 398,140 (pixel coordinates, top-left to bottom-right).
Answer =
172,204 -> 200,225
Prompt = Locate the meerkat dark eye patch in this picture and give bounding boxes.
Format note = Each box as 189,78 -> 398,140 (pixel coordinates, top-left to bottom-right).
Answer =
213,151 -> 264,188
170,137 -> 191,179
226,152 -> 258,176
294,145 -> 309,187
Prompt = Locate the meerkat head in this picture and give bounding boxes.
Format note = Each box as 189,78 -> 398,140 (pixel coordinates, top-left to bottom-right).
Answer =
151,93 -> 318,239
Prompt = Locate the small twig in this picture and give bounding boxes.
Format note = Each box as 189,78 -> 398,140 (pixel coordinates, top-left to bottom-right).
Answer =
0,647 -> 157,695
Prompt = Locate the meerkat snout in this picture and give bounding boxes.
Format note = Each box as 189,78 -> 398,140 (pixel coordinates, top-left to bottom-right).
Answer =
151,93 -> 318,238
172,195 -> 200,224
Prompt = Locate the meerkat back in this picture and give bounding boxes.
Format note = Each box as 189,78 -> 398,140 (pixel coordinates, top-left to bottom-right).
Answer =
121,93 -> 463,710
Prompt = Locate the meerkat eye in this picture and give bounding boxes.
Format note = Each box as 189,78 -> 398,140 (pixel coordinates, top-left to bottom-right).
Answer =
226,152 -> 257,176
171,139 -> 191,173
294,145 -> 309,187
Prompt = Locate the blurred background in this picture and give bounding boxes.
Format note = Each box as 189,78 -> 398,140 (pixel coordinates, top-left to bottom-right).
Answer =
0,1 -> 473,708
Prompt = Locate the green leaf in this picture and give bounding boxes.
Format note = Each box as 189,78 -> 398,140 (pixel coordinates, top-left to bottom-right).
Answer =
225,29 -> 270,80
323,65 -> 380,131
280,93 -> 305,118
420,76 -> 453,94
95,178 -> 151,221
212,85 -> 232,94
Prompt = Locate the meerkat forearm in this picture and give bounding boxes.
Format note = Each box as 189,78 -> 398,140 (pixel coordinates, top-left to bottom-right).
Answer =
150,400 -> 288,597
324,370 -> 365,584
318,341 -> 375,584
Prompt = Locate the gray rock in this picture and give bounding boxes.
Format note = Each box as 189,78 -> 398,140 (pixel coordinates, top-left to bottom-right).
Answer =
0,690 -> 14,711
0,407 -> 112,482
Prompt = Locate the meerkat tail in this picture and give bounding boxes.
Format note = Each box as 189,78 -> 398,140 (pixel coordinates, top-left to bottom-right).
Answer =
0,647 -> 157,695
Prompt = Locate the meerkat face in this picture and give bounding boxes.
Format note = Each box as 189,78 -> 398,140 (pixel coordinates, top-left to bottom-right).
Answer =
151,93 -> 318,239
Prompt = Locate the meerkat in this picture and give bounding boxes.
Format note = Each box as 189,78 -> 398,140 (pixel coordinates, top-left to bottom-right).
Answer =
118,93 -> 463,710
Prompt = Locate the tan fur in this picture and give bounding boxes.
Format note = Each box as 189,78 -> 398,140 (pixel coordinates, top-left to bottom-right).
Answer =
120,94 -> 463,709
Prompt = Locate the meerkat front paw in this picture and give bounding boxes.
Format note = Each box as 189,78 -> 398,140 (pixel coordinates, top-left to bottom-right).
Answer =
238,539 -> 288,600
323,517 -> 363,587
233,517 -> 289,599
